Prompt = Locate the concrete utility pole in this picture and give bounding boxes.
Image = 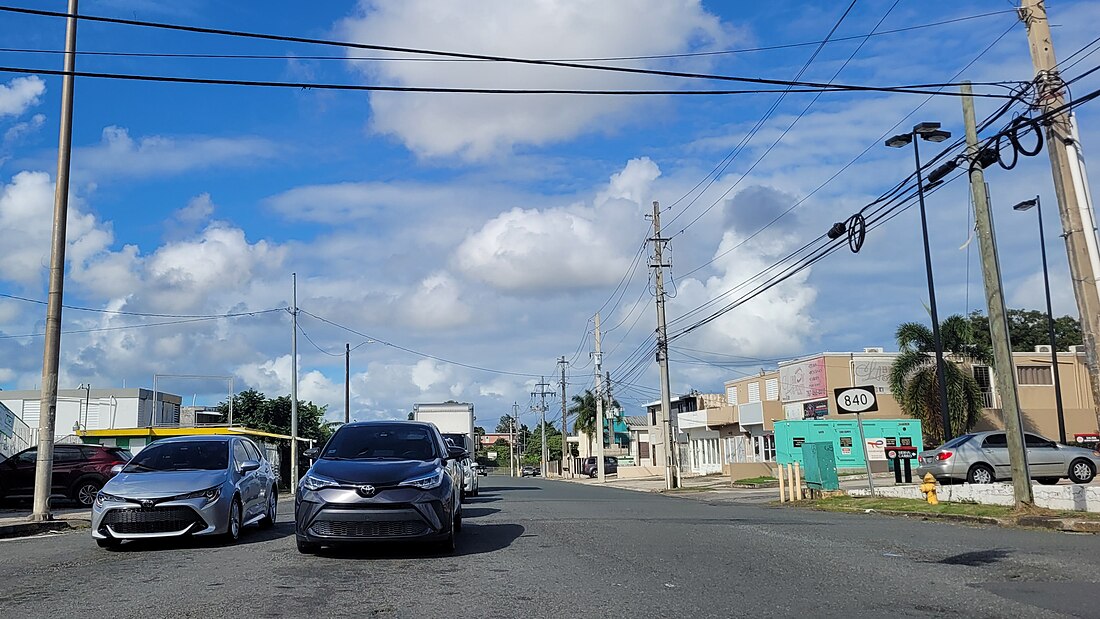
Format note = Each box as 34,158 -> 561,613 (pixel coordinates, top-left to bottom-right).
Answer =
32,0 -> 79,522
1022,0 -> 1100,429
650,201 -> 678,489
533,378 -> 554,476
559,356 -> 568,476
593,313 -> 606,482
344,343 -> 351,425
962,83 -> 1034,507
290,273 -> 299,497
511,401 -> 518,477
606,371 -> 615,448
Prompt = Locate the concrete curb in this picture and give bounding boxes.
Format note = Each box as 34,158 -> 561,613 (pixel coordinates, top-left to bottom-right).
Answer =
0,518 -> 89,540
806,505 -> 1100,533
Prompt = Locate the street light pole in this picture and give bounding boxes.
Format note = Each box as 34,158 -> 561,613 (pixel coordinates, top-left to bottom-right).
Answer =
887,122 -> 953,442
1015,195 -> 1067,443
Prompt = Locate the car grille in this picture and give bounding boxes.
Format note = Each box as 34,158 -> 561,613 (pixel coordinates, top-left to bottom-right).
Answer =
310,519 -> 429,538
103,506 -> 204,534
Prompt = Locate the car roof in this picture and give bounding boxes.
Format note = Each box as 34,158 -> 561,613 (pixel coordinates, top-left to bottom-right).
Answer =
342,420 -> 436,430
153,435 -> 236,444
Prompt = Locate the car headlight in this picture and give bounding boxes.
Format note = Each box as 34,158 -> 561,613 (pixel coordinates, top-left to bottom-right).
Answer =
300,473 -> 341,492
399,469 -> 444,490
175,486 -> 222,505
95,492 -> 126,508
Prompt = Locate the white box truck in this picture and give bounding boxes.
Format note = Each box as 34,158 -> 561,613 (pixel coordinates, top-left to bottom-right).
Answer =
413,401 -> 477,496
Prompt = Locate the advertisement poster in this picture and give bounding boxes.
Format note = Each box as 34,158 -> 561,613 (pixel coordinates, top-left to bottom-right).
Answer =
802,400 -> 829,419
780,357 -> 827,402
851,358 -> 893,394
864,437 -> 887,461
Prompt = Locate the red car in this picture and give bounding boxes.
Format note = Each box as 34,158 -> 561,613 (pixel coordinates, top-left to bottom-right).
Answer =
0,444 -> 131,506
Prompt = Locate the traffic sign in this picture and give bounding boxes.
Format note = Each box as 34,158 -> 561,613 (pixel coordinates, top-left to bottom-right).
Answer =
834,385 -> 878,414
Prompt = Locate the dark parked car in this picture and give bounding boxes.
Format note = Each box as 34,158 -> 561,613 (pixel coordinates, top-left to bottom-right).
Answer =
0,444 -> 131,506
582,456 -> 618,478
295,421 -> 466,554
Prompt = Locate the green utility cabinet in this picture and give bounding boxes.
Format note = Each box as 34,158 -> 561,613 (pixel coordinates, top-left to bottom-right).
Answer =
801,442 -> 839,491
774,418 -> 923,471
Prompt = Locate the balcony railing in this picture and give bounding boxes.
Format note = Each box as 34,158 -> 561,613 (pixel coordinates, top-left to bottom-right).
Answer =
979,391 -> 999,409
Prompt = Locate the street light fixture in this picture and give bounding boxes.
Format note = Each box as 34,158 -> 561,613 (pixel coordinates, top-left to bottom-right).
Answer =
1013,195 -> 1067,443
886,121 -> 954,441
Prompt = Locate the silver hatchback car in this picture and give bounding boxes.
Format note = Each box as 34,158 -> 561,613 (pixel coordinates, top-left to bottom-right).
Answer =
916,430 -> 1100,485
91,435 -> 279,548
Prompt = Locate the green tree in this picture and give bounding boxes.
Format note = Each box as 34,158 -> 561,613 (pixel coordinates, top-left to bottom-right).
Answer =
216,388 -> 333,443
568,389 -> 620,453
522,421 -> 563,464
966,309 -> 1082,352
889,315 -> 991,446
495,414 -> 517,433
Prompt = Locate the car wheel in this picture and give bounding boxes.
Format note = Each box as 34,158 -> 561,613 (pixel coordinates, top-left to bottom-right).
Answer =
296,537 -> 319,554
224,497 -> 242,542
1069,459 -> 1096,484
967,464 -> 995,484
72,477 -> 102,507
260,486 -> 278,528
1036,477 -> 1060,485
95,536 -> 121,549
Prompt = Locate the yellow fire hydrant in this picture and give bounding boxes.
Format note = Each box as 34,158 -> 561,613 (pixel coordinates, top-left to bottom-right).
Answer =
919,473 -> 939,505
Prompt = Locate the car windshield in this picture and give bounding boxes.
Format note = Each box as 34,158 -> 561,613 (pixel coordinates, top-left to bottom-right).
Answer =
323,424 -> 439,461
124,441 -> 229,472
442,434 -> 469,451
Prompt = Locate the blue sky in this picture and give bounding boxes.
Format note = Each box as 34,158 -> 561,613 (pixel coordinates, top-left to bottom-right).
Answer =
1,0 -> 1098,431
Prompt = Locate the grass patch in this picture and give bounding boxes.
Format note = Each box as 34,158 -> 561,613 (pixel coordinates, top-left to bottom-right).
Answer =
732,476 -> 777,485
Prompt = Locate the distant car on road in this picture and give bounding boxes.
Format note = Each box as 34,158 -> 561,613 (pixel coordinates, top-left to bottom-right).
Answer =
582,456 -> 618,478
521,465 -> 539,477
91,435 -> 278,548
295,421 -> 466,554
916,431 -> 1100,485
473,463 -> 488,477
0,444 -> 131,507
444,434 -> 478,498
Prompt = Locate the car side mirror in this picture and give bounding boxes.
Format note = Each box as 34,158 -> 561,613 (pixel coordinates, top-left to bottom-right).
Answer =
239,460 -> 261,474
302,447 -> 320,460
447,446 -> 468,461
110,464 -> 124,476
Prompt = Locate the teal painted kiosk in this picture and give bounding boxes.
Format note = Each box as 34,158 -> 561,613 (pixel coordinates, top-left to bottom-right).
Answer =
774,419 -> 923,471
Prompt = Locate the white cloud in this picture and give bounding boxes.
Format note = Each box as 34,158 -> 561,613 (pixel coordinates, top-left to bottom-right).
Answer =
175,193 -> 215,225
454,157 -> 658,290
336,0 -> 732,158
0,77 -> 45,118
73,126 -> 278,178
4,113 -> 45,144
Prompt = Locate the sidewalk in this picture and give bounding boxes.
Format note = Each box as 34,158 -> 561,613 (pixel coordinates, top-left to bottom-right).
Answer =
0,504 -> 91,540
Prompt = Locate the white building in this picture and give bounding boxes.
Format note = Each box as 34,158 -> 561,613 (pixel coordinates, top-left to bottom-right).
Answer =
0,388 -> 183,442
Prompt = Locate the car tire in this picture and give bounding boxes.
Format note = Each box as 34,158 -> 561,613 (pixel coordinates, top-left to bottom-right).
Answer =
296,537 -> 319,554
260,486 -> 278,528
71,476 -> 103,507
967,464 -> 995,484
1036,477 -> 1060,485
224,497 -> 242,543
1069,459 -> 1096,484
95,536 -> 121,549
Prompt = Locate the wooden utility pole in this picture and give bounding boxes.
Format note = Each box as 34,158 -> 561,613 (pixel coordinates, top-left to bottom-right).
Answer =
532,378 -> 554,477
651,201 -> 678,489
344,343 -> 350,424
31,0 -> 79,523
1021,0 -> 1100,428
559,356 -> 568,476
593,313 -> 606,482
290,274 -> 299,496
511,402 -> 518,477
962,82 -> 1033,507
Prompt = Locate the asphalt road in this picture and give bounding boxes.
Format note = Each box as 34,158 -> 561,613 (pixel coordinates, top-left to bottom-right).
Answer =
1,477 -> 1098,618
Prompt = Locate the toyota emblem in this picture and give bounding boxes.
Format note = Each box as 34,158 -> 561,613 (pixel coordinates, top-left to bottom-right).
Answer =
356,485 -> 376,498
140,499 -> 155,508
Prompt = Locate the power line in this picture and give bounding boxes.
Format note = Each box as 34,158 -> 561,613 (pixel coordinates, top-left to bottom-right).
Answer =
0,312 -> 276,340
0,291 -> 285,319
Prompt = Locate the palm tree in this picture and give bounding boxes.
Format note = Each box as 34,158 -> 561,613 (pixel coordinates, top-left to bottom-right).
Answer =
569,389 -> 620,454
889,314 -> 992,446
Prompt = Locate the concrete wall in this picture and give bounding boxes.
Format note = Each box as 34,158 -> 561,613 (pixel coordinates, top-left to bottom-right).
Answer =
617,465 -> 666,479
848,482 -> 1100,513
727,462 -> 778,480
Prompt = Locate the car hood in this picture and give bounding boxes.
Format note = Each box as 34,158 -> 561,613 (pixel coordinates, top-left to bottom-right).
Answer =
104,470 -> 228,499
310,458 -> 443,486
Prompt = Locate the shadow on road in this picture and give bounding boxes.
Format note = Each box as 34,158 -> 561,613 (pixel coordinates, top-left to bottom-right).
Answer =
314,522 -> 525,560
483,486 -> 542,492
935,549 -> 1011,566
462,506 -> 499,519
104,521 -> 295,553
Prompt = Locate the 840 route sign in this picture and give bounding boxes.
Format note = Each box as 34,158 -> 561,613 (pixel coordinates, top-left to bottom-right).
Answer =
833,385 -> 878,414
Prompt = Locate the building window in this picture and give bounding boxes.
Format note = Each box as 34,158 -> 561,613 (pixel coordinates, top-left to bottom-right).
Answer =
765,378 -> 779,401
726,386 -> 738,406
747,382 -> 761,403
1017,365 -> 1053,386
753,434 -> 776,462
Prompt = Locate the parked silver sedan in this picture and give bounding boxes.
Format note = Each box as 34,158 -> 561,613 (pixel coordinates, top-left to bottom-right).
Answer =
916,430 -> 1100,485
91,435 -> 279,548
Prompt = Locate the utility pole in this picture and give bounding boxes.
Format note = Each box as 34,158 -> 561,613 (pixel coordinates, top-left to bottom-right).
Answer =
1022,0 -> 1100,429
559,356 -> 568,476
650,201 -> 678,489
593,312 -> 607,482
962,82 -> 1033,507
32,0 -> 79,522
290,273 -> 299,497
511,402 -> 518,477
344,343 -> 351,424
606,371 -> 615,449
533,377 -> 554,476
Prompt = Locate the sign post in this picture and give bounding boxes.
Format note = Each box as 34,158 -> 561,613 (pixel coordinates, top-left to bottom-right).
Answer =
834,386 -> 879,497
